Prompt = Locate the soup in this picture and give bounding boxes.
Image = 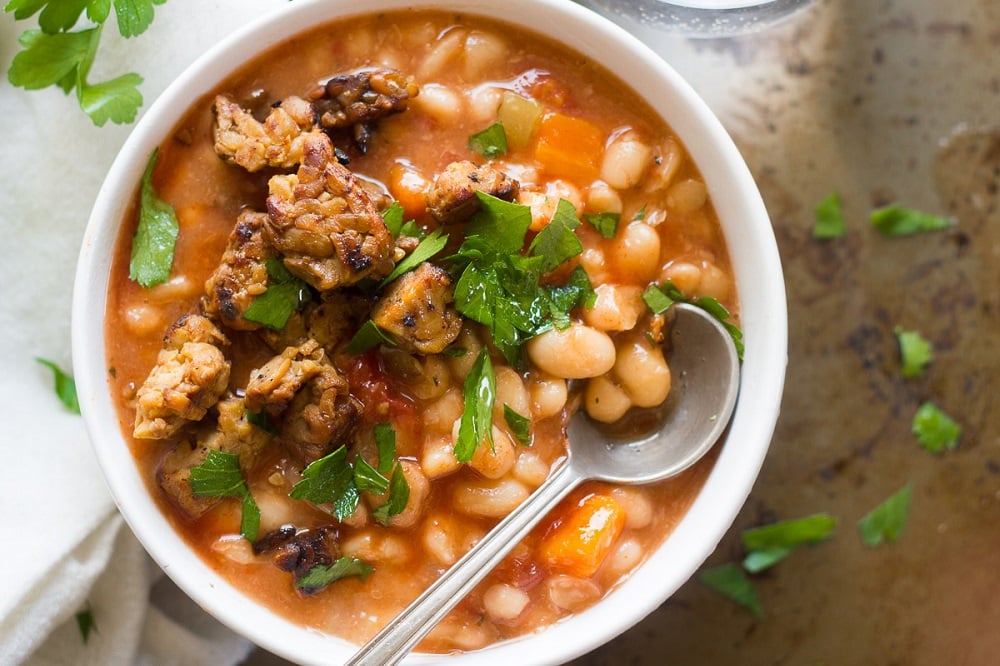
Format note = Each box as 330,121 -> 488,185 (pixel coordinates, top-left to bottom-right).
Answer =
105,9 -> 736,652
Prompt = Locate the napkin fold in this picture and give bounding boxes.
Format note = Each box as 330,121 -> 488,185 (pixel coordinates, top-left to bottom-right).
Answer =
0,2 -> 283,663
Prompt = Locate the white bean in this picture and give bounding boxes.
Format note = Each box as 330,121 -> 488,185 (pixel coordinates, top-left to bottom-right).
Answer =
453,477 -> 530,518
586,180 -> 623,215
610,487 -> 654,529
601,132 -> 653,190
467,85 -> 503,125
612,222 -> 661,282
463,30 -> 508,80
528,373 -> 568,419
584,374 -> 632,423
124,303 -> 167,338
545,574 -> 601,611
512,449 -> 550,488
666,178 -> 708,215
412,83 -> 463,125
697,262 -> 732,301
421,434 -> 461,479
340,530 -> 412,564
418,29 -> 467,80
526,324 -> 616,379
483,583 -> 530,622
468,427 -> 517,479
613,336 -> 671,408
210,535 -> 256,565
494,366 -> 532,420
604,537 -> 644,578
581,284 -> 645,332
661,261 -> 702,295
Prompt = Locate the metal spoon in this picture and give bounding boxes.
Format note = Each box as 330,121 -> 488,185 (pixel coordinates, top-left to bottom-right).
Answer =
346,303 -> 741,666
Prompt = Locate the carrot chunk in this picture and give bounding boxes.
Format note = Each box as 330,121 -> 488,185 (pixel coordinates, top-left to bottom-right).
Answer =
388,161 -> 429,220
532,112 -> 604,183
539,492 -> 626,578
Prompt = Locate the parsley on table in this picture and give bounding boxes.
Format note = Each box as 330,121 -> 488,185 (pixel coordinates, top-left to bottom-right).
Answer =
468,121 -> 508,159
454,349 -> 496,462
813,192 -> 846,239
698,563 -> 763,619
296,556 -> 373,594
870,204 -> 953,236
858,483 -> 912,547
243,257 -> 312,330
75,601 -> 97,644
35,357 -> 80,414
741,513 -> 837,573
894,327 -> 933,379
129,149 -> 179,288
912,402 -> 961,454
450,192 -> 593,365
642,280 -> 745,361
5,0 -> 164,126
189,450 -> 260,541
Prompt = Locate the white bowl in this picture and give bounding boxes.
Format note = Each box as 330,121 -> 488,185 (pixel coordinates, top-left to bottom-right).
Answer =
73,0 -> 787,663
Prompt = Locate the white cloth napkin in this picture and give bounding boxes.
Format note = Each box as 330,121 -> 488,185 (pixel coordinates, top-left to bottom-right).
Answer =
0,1 -> 283,664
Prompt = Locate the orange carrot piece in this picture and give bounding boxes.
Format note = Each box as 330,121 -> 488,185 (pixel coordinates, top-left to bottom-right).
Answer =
539,493 -> 626,578
388,162 -> 429,220
532,112 -> 604,184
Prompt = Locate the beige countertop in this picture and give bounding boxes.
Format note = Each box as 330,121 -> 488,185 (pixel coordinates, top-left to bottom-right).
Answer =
247,1 -> 1000,663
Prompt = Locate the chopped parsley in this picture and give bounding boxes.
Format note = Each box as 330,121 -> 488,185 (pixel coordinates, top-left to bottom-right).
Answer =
813,192 -> 846,239
698,563 -> 763,619
468,121 -> 508,159
343,320 -> 396,355
912,402 -> 961,454
503,404 -> 532,447
454,349 -> 496,462
381,201 -> 405,237
378,227 -> 448,288
870,204 -> 953,236
296,556 -> 373,594
242,257 -> 312,330
449,193 -> 593,365
36,357 -> 80,414
129,149 -> 179,288
642,280 -> 745,361
75,601 -> 97,644
858,483 -> 912,547
894,327 -> 933,378
583,211 -> 621,239
245,408 -> 277,435
741,513 -> 837,573
289,426 -> 409,525
189,450 -> 260,541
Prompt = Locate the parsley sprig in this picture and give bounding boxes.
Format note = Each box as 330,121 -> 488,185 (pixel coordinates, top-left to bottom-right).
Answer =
448,192 -> 594,365
5,0 -> 165,126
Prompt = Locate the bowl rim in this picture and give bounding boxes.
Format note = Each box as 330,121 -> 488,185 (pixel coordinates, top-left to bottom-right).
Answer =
72,0 -> 787,663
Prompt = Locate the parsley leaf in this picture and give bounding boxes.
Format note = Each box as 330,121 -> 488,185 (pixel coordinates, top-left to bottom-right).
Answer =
870,204 -> 953,236
353,458 -> 389,495
129,149 -> 178,287
78,71 -> 143,125
7,28 -> 95,89
289,446 -> 359,521
296,556 -> 373,593
912,402 -> 961,454
450,195 -> 591,364
741,513 -> 837,551
189,450 -> 260,541
894,327 -> 933,379
75,601 -> 97,644
245,408 -> 277,435
643,281 -> 745,361
503,404 -> 531,446
372,462 -> 410,525
584,211 -> 620,239
454,349 -> 496,462
378,228 -> 449,288
243,257 -> 312,330
740,513 -> 836,572
529,198 -> 582,272
468,121 -> 508,159
813,192 -> 846,239
373,422 -> 396,475
858,483 -> 912,547
343,320 -> 397,355
35,357 -> 80,414
381,201 -> 405,237
112,0 -> 166,39
698,563 -> 763,619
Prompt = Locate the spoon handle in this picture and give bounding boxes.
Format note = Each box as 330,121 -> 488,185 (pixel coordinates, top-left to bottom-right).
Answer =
346,459 -> 582,666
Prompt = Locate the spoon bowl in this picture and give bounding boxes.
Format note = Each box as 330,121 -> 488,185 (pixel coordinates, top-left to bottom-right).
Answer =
347,303 -> 741,665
